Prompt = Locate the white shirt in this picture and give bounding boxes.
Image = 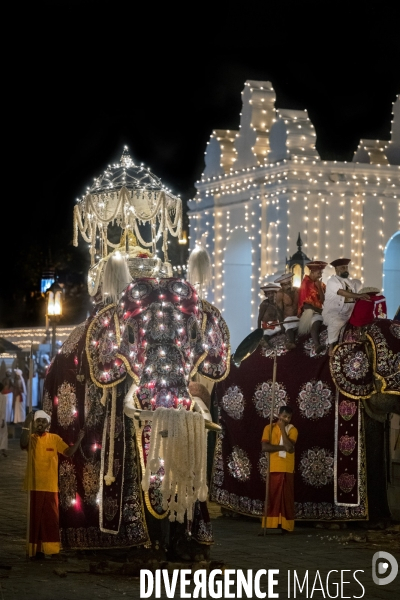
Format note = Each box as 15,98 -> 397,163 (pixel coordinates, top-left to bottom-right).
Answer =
322,275 -> 359,317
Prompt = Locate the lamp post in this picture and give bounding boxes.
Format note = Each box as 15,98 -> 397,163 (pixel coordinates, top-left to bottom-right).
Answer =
286,233 -> 311,288
46,281 -> 63,358
178,230 -> 188,275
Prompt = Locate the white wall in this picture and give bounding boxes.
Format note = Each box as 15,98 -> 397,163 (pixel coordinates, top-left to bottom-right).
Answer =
383,232 -> 400,318
223,228 -> 252,352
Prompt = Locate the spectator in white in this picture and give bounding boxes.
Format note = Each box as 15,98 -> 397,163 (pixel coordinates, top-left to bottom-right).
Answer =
0,381 -> 8,457
1,370 -> 14,422
322,258 -> 371,355
13,369 -> 27,424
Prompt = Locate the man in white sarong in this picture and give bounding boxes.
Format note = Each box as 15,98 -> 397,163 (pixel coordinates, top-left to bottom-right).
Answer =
322,258 -> 371,355
1,370 -> 14,423
13,369 -> 27,424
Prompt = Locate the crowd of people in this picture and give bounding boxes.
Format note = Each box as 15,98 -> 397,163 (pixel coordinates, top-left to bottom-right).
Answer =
257,257 -> 387,356
0,368 -> 30,457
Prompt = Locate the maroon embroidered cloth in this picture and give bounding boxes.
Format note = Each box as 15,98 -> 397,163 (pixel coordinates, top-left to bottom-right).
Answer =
210,326 -> 368,521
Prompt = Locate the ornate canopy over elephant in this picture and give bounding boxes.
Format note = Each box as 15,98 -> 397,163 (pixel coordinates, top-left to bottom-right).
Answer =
209,319 -> 399,523
41,149 -> 231,557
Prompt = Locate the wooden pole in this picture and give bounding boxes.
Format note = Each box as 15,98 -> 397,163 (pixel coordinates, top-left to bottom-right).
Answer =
262,349 -> 277,535
25,346 -> 34,560
28,348 -> 33,414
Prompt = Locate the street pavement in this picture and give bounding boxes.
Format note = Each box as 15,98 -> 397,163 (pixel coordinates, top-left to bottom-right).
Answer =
1,437 -> 399,600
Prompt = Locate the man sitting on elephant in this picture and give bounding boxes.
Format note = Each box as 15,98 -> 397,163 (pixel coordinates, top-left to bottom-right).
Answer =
297,261 -> 327,354
274,273 -> 299,351
322,258 -> 371,355
257,283 -> 282,342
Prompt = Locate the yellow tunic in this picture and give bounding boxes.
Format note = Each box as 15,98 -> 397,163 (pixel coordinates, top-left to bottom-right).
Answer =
261,423 -> 298,473
25,433 -> 69,491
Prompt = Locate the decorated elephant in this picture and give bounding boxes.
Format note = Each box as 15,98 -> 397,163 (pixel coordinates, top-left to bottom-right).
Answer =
40,149 -> 234,560
42,275 -> 230,559
209,318 -> 399,525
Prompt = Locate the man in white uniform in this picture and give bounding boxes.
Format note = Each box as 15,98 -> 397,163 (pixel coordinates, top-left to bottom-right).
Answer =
322,258 -> 371,355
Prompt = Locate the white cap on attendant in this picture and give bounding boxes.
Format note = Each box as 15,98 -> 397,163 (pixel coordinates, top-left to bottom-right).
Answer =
34,410 -> 51,422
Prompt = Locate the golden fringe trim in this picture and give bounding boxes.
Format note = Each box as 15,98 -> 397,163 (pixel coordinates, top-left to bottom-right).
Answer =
86,303 -> 126,390
104,387 -> 117,486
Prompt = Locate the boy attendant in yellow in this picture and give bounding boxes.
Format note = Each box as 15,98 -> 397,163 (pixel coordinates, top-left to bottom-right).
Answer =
261,406 -> 298,532
20,410 -> 84,559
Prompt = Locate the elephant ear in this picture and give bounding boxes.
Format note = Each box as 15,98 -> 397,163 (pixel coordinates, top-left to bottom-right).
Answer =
86,304 -> 127,388
330,341 -> 374,399
366,320 -> 400,395
195,299 -> 231,382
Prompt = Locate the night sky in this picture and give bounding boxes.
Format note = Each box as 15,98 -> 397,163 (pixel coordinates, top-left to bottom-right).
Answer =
2,1 -> 399,326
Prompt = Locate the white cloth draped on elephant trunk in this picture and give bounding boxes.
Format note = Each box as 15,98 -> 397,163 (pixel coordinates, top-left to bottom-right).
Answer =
141,406 -> 208,523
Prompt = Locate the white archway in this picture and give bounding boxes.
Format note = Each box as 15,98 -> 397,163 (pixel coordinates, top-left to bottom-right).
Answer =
223,228 -> 252,352
383,231 -> 400,318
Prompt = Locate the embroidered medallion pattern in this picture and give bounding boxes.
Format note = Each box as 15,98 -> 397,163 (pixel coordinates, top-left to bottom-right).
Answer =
222,386 -> 245,420
57,381 -> 78,428
227,446 -> 251,481
297,380 -> 332,420
338,472 -> 357,494
342,351 -> 369,380
338,400 -> 357,421
252,380 -> 288,418
299,447 -> 334,487
339,435 -> 356,456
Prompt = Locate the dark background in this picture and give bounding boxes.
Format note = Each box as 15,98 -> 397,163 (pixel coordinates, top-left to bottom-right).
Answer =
2,1 -> 399,327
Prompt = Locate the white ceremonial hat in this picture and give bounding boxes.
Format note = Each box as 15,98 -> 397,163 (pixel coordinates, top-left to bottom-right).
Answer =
260,283 -> 280,292
34,410 -> 51,422
274,273 -> 293,284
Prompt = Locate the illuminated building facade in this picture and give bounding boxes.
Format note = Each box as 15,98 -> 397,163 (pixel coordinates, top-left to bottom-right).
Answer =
188,80 -> 400,349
